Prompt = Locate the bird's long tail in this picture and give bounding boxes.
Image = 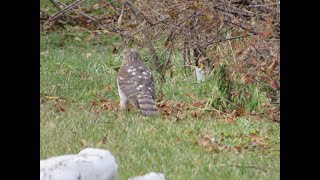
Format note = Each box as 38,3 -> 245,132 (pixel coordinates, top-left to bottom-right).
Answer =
137,91 -> 159,117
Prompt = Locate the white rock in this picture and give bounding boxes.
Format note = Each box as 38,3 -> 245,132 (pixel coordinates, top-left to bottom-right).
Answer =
128,172 -> 165,180
195,67 -> 205,82
40,148 -> 118,180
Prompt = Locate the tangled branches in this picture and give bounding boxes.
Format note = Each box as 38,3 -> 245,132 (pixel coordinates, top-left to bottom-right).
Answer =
42,0 -> 280,119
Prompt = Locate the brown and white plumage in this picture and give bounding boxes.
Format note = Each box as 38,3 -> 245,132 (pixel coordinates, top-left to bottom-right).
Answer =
117,48 -> 159,117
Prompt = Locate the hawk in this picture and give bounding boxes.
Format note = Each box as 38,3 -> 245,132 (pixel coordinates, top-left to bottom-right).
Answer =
117,48 -> 159,117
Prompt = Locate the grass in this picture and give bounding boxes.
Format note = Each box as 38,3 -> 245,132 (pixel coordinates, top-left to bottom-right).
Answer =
40,28 -> 280,179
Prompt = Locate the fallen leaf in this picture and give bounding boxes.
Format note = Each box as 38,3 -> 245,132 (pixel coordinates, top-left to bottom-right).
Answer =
265,18 -> 273,24
204,11 -> 214,21
198,135 -> 213,147
241,75 -> 254,85
96,140 -> 104,148
100,99 -> 108,103
44,96 -> 59,100
270,80 -> 279,90
128,23 -> 139,29
223,113 -> 236,122
234,144 -> 242,152
249,130 -> 260,135
54,104 -> 65,112
49,122 -> 56,129
235,108 -> 246,117
167,10 -> 178,20
192,101 -> 205,108
91,109 -> 100,114
250,134 -> 268,146
74,37 -> 81,41
93,3 -> 99,9
260,27 -> 274,39
86,52 -> 92,58
163,109 -> 172,116
81,139 -> 88,147
267,128 -> 274,134
197,135 -> 229,152
101,103 -> 108,110
104,85 -> 113,92
175,116 -> 182,123
191,111 -> 198,118
158,101 -> 168,108
91,101 -> 99,106
80,72 -> 90,79
268,59 -> 279,70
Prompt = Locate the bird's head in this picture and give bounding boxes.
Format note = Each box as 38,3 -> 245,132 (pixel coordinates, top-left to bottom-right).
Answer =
122,48 -> 140,62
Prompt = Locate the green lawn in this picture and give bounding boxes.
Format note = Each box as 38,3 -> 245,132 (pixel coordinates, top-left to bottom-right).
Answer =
40,29 -> 280,180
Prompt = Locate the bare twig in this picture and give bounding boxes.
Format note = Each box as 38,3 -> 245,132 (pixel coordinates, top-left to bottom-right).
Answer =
85,0 -> 117,13
45,0 -> 84,26
223,19 -> 259,35
176,5 -> 210,26
43,0 -> 279,114
45,0 -> 122,33
202,107 -> 228,115
128,17 -> 169,38
250,112 -> 280,123
249,3 -> 280,8
183,35 -> 250,49
49,0 -> 61,8
124,5 -> 191,40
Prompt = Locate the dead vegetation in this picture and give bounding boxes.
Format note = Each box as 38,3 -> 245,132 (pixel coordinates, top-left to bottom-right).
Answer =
41,0 -> 280,122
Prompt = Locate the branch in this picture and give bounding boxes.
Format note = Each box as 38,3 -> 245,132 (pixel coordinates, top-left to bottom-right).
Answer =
124,0 -> 153,25
223,19 -> 259,35
188,35 -> 249,49
49,0 -> 62,8
249,112 -> 280,123
248,3 -> 280,8
45,0 -> 122,33
108,0 -> 120,15
44,0 -> 84,26
84,0 -> 118,13
124,5 -> 191,41
127,17 -> 169,38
